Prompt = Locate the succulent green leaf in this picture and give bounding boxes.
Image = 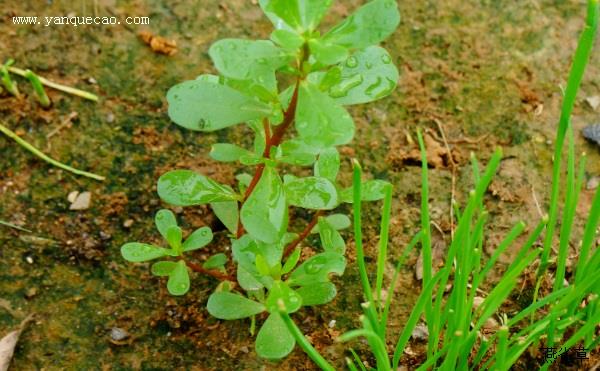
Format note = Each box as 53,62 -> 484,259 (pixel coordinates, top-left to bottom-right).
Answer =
309,38 -> 349,66
282,249 -> 301,275
323,0 -> 400,49
239,153 -> 264,166
289,252 -> 346,286
240,166 -> 288,243
236,173 -> 253,193
237,264 -> 264,291
309,66 -> 342,92
296,82 -> 354,149
225,76 -> 278,100
155,209 -> 177,241
318,217 -> 346,254
165,225 -> 183,252
203,253 -> 228,270
167,80 -> 272,131
256,312 -> 296,359
276,140 -> 318,166
182,226 -> 213,252
310,214 -> 351,233
158,170 -> 239,206
284,176 -> 338,210
260,0 -> 333,32
265,281 -> 302,313
210,143 -> 253,162
151,261 -> 177,276
314,147 -> 340,182
209,39 -> 291,81
271,29 -> 304,50
341,179 -> 390,203
207,292 -> 265,320
210,201 -> 239,235
328,46 -> 399,105
121,243 -> 170,262
296,282 -> 337,306
256,254 -> 272,276
166,260 -> 190,296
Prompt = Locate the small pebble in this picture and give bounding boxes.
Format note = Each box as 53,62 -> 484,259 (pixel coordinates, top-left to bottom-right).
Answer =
586,96 -> 600,111
25,287 -> 38,298
123,219 -> 134,228
328,320 -> 336,328
587,176 -> 600,190
411,323 -> 429,341
69,191 -> 91,210
582,124 -> 600,146
25,256 -> 34,264
110,327 -> 129,341
106,112 -> 115,123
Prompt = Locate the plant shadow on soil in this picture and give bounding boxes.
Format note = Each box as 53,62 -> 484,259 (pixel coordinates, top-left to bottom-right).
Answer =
0,0 -> 599,370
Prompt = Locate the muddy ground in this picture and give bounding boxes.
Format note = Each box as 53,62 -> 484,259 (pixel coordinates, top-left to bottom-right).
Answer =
1,0 -> 599,370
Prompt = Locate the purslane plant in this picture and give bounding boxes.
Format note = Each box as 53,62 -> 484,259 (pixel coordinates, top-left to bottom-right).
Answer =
121,0 -> 400,360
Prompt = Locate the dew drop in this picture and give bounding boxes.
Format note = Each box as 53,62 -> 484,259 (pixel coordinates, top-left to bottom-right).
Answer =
329,74 -> 363,98
197,118 -> 209,130
305,256 -> 327,274
345,57 -> 358,68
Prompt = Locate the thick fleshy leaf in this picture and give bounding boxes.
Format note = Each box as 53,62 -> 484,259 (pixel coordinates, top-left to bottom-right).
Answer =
241,166 -> 288,243
167,80 -> 271,131
328,46 -> 399,105
341,179 -> 391,203
296,82 -> 354,149
158,170 -> 239,206
182,226 -> 213,252
209,39 -> 291,81
255,254 -> 272,276
166,225 -> 183,251
260,0 -> 333,31
237,264 -> 264,291
151,261 -> 177,276
203,253 -> 228,270
318,217 -> 345,254
210,201 -> 239,234
207,292 -> 265,320
284,176 -> 338,210
271,29 -> 304,50
323,0 -> 400,49
121,243 -> 170,262
265,281 -> 302,313
167,260 -> 190,296
209,143 -> 253,163
296,282 -> 337,306
309,38 -> 349,67
276,140 -> 318,166
314,147 -> 340,182
282,249 -> 301,275
310,214 -> 351,234
155,209 -> 177,241
288,252 -> 346,286
256,313 -> 296,359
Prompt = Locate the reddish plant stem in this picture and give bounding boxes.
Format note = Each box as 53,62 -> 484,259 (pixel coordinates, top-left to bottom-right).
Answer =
283,210 -> 323,258
236,82 -> 301,238
186,260 -> 235,282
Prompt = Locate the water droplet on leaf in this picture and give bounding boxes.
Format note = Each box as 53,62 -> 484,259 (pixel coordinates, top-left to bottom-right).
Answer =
345,57 -> 358,68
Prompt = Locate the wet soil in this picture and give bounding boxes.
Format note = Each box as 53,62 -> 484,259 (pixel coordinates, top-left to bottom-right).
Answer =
1,0 -> 599,370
